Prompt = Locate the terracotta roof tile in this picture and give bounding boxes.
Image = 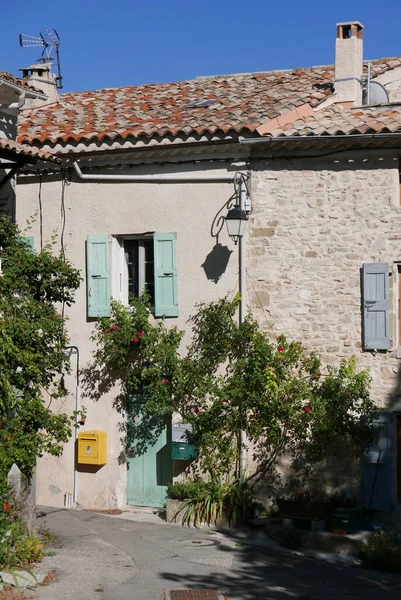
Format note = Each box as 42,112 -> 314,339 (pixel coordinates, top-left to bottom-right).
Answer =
272,104 -> 401,137
0,138 -> 61,163
18,66 -> 336,145
17,56 -> 401,147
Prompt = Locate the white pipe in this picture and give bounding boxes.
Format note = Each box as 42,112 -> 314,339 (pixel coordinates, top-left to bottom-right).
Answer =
72,161 -> 240,183
238,177 -> 247,476
73,384 -> 80,507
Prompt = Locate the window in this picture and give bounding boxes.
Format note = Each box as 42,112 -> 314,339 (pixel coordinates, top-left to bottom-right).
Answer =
112,236 -> 155,307
87,233 -> 178,319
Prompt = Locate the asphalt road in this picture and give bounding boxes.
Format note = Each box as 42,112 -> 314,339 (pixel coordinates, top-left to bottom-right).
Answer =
27,507 -> 401,600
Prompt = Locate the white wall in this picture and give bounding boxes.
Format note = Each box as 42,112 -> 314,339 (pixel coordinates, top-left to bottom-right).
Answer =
17,162 -> 240,508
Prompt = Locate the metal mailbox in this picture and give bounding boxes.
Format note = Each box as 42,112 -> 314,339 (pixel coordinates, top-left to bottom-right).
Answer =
172,424 -> 197,461
78,430 -> 107,466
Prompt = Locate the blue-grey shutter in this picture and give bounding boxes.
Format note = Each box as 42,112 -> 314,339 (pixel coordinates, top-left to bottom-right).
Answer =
87,236 -> 111,317
154,233 -> 178,317
364,412 -> 393,511
362,263 -> 390,350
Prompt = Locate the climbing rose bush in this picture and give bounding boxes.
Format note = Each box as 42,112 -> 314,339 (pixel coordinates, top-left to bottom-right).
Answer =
90,295 -> 378,487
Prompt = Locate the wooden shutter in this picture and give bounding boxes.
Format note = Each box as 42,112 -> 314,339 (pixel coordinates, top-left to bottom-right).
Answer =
153,233 -> 178,317
23,236 -> 34,251
362,263 -> 390,350
364,412 -> 393,511
87,236 -> 111,317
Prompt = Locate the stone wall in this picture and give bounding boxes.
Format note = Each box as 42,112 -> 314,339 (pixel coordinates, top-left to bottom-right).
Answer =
248,155 -> 401,410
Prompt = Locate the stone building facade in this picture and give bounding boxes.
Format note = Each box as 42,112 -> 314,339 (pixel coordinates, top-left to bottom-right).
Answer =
13,19 -> 401,510
249,155 -> 401,404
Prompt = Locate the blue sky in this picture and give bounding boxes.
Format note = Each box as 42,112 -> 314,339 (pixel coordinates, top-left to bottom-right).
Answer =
2,0 -> 401,92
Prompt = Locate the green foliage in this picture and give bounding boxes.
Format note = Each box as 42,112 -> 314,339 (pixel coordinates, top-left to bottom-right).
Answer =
360,531 -> 401,573
0,216 -> 81,482
91,295 -> 377,491
167,476 -> 253,527
0,517 -> 43,569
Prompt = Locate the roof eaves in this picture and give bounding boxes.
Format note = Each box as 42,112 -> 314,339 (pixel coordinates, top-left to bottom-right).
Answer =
0,75 -> 48,100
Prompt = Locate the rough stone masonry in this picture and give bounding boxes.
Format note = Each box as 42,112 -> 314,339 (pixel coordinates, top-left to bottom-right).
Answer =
248,155 -> 401,410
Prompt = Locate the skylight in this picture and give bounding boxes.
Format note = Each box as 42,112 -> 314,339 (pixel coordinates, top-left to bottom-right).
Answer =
184,99 -> 215,108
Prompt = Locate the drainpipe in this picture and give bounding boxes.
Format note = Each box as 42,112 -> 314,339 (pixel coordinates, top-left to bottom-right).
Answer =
72,161 -> 242,183
238,176 -> 247,476
64,346 -> 80,507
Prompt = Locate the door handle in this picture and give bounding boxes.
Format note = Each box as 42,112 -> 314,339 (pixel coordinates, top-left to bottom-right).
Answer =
164,272 -> 173,276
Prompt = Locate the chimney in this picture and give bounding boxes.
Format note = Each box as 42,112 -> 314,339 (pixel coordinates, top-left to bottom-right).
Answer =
18,58 -> 58,108
335,21 -> 364,106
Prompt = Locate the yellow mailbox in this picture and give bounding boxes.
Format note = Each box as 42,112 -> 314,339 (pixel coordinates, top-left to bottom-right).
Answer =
78,431 -> 107,466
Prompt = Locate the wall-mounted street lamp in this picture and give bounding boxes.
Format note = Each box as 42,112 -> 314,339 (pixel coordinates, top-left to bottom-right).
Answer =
225,205 -> 248,245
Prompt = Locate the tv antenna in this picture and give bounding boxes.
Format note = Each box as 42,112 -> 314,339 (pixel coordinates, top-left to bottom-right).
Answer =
19,29 -> 63,89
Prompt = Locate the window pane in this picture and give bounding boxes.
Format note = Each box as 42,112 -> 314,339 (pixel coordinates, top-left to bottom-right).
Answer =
125,240 -> 139,299
144,240 -> 155,305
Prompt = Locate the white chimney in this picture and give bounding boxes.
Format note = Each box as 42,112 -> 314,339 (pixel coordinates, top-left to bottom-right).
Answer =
335,21 -> 364,106
18,58 -> 58,108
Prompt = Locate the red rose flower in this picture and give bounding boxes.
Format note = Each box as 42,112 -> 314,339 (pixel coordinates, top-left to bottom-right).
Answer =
112,325 -> 119,331
104,329 -> 111,334
137,331 -> 145,337
304,406 -> 311,412
3,503 -> 11,512
161,379 -> 169,384
194,407 -> 200,414
277,345 -> 284,352
133,337 -> 139,343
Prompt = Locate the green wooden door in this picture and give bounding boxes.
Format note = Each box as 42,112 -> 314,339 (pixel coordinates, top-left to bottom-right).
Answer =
126,397 -> 171,507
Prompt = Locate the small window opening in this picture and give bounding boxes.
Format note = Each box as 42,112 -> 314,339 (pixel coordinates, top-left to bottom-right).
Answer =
343,25 -> 351,38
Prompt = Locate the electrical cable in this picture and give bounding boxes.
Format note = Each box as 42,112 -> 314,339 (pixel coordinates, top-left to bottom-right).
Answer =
38,174 -> 43,251
60,170 -> 66,262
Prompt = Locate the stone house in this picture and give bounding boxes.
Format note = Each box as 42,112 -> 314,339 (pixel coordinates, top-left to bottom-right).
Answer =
13,20 -> 401,511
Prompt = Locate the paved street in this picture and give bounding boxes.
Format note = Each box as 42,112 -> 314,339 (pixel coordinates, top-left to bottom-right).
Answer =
26,507 -> 401,600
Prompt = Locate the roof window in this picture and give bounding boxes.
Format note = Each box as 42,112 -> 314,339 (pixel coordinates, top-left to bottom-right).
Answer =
184,99 -> 215,108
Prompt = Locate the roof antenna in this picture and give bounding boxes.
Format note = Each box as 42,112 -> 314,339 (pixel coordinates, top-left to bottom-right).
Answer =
19,29 -> 63,89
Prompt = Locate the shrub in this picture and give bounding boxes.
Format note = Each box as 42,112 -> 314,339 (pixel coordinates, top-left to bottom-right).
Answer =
91,296 -> 377,491
167,476 -> 253,527
360,531 -> 401,573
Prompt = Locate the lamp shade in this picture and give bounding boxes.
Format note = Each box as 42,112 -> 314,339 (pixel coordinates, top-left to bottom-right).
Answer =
225,205 -> 248,244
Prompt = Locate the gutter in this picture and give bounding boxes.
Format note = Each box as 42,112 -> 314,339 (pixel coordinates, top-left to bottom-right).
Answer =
72,160 -> 242,183
240,133 -> 401,146
0,78 -> 48,101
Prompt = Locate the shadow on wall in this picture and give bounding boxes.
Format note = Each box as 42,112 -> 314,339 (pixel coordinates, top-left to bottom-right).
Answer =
201,243 -> 233,284
81,361 -> 168,466
201,190 -> 237,283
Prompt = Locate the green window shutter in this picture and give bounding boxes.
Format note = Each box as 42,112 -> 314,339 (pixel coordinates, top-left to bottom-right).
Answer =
153,232 -> 178,317
87,235 -> 111,317
362,262 -> 390,350
23,236 -> 34,251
